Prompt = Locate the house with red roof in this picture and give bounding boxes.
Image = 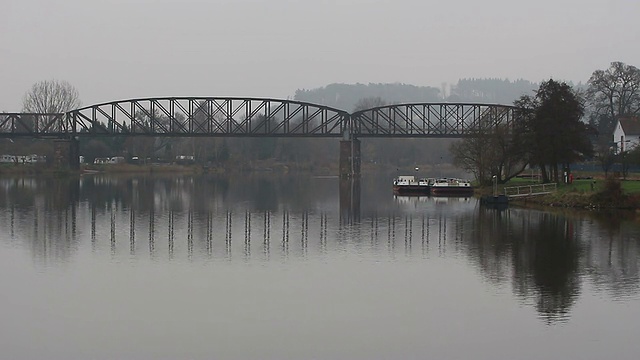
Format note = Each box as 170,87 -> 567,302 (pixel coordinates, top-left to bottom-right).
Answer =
613,116 -> 640,153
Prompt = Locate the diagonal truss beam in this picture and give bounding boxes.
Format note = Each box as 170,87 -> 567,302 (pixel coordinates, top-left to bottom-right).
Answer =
351,102 -> 524,138
0,100 -> 524,139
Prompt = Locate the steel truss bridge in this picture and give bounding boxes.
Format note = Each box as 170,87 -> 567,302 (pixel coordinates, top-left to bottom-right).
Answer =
0,97 -> 523,138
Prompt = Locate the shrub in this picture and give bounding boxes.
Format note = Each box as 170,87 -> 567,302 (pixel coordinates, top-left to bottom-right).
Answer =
591,178 -> 627,207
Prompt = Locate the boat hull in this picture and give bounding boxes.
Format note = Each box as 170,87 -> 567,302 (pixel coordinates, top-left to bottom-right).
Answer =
430,186 -> 474,196
393,185 -> 430,195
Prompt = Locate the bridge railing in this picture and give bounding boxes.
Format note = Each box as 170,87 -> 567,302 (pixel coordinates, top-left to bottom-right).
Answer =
504,183 -> 557,198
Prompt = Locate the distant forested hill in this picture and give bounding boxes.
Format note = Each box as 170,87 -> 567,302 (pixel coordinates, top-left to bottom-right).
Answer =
294,83 -> 440,111
291,79 -> 540,172
448,78 -> 538,104
293,79 -> 539,111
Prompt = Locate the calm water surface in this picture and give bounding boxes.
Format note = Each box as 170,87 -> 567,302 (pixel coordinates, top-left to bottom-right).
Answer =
1,174 -> 640,360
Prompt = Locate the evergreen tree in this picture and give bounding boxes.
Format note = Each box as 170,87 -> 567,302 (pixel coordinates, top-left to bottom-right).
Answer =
519,79 -> 594,182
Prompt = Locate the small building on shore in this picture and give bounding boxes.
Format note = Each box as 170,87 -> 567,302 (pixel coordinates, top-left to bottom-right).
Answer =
613,116 -> 640,153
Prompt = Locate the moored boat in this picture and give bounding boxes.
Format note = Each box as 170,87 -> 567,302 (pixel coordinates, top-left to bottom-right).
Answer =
429,178 -> 474,196
393,175 -> 431,195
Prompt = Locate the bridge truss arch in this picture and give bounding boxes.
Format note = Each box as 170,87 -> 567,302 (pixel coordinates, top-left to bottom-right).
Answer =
351,102 -> 523,138
0,100 -> 526,139
0,97 -> 350,138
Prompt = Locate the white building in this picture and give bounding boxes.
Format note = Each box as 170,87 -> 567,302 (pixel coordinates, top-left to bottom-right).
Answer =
0,154 -> 45,164
0,155 -> 16,163
612,116 -> 640,153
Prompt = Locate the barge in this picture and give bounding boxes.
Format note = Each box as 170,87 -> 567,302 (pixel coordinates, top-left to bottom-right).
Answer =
393,176 -> 474,196
429,178 -> 474,196
392,175 -> 431,195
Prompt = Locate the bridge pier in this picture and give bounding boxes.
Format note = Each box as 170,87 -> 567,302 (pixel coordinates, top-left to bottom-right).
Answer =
53,137 -> 80,170
339,139 -> 361,178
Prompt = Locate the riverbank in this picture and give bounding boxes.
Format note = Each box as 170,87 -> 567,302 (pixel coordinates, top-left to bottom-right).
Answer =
0,160 -> 459,177
482,176 -> 640,210
0,160 -> 340,176
510,190 -> 640,209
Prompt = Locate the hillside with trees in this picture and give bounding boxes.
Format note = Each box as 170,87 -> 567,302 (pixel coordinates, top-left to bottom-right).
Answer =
5,77 -> 607,176
294,79 -> 539,110
294,83 -> 440,111
294,80 -> 539,172
451,79 -> 595,184
448,78 -> 538,103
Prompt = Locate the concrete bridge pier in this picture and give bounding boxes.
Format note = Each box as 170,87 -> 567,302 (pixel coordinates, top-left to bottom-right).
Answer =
53,137 -> 80,170
339,138 -> 361,178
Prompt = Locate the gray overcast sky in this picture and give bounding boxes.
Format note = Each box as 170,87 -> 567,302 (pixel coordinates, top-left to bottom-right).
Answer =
1,0 -> 638,111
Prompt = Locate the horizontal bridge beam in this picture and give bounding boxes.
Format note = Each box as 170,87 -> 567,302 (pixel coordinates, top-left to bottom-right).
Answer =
351,103 -> 522,137
0,98 -> 523,138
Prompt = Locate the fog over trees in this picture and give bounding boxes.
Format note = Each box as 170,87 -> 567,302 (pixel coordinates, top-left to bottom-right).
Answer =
450,79 -> 596,184
294,78 -> 539,109
2,78 -> 543,171
6,73 -> 628,176
294,83 -> 440,111
294,79 -> 539,173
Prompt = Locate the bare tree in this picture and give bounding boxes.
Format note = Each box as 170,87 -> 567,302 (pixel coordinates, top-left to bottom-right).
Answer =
21,80 -> 81,133
22,79 -> 81,113
353,96 -> 387,112
587,62 -> 640,135
596,142 -> 616,178
450,123 -> 526,185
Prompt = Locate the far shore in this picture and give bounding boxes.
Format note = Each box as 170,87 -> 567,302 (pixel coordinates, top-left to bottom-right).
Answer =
4,163 -> 640,211
0,161 -> 462,177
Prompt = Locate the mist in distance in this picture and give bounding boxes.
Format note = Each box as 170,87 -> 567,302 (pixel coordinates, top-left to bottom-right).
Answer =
1,0 -> 638,111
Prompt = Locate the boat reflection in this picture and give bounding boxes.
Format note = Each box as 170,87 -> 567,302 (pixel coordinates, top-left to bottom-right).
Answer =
394,195 -> 472,205
2,175 -> 640,324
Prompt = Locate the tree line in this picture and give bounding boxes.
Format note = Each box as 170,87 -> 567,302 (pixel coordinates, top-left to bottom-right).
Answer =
5,63 -> 639,176
451,61 -> 640,184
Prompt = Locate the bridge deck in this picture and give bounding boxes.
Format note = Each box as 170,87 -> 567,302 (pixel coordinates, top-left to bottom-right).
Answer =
0,99 -> 523,138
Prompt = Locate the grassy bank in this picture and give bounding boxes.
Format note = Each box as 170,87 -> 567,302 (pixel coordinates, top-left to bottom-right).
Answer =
484,175 -> 640,210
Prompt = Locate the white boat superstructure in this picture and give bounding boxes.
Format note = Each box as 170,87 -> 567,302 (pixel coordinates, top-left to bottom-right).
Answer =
393,175 -> 431,194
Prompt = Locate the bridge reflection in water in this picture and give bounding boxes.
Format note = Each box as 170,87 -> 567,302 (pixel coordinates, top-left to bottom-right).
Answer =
0,176 -> 479,261
2,175 -> 640,324
85,198 -> 467,261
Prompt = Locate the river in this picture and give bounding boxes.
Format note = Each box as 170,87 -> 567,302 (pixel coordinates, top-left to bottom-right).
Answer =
1,173 -> 639,360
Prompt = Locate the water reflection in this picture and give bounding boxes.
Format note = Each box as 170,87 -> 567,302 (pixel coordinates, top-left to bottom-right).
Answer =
339,177 -> 360,225
1,175 -> 640,324
468,207 -> 583,322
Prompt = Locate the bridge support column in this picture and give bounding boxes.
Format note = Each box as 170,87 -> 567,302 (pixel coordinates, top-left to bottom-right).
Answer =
53,138 -> 80,170
339,139 -> 360,178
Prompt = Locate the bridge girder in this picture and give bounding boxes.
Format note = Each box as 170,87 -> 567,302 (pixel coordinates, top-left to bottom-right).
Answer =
351,102 -> 522,137
0,97 -> 350,138
0,98 -> 524,138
